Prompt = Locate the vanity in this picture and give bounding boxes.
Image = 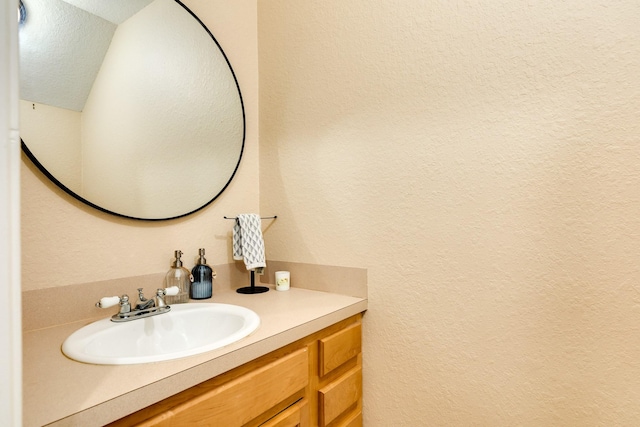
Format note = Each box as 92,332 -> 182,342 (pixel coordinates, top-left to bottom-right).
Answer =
108,312 -> 363,427
22,264 -> 367,426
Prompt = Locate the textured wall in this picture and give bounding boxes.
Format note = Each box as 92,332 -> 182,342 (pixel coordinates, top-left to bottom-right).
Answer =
21,0 -> 258,290
18,0 -> 116,111
19,100 -> 81,191
258,1 -> 640,425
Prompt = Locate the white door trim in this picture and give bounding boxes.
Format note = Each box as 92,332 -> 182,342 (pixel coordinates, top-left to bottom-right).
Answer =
0,0 -> 23,425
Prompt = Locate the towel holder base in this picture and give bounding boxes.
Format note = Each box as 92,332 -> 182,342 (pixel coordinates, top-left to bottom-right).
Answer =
237,270 -> 269,294
237,286 -> 269,294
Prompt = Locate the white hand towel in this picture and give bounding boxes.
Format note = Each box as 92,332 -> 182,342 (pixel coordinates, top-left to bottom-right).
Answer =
233,214 -> 266,274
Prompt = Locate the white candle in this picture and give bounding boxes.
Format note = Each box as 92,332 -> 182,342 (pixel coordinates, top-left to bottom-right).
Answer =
275,271 -> 290,291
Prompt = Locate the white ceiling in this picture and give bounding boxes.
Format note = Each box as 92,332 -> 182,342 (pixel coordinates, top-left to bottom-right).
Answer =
19,0 -> 154,112
61,0 -> 154,24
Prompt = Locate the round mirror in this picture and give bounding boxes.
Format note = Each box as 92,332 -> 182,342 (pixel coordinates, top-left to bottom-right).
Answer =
19,0 -> 245,220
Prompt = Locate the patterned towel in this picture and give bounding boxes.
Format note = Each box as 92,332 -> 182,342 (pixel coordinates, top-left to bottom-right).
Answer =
233,214 -> 266,274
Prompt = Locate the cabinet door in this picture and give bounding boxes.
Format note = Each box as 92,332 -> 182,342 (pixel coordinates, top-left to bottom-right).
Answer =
318,366 -> 362,427
260,399 -> 309,427
138,348 -> 308,426
337,410 -> 362,427
319,323 -> 362,377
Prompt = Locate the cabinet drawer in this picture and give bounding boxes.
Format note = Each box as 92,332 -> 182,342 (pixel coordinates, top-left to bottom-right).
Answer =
319,323 -> 361,377
340,410 -> 362,427
318,366 -> 362,426
260,399 -> 308,427
139,348 -> 308,426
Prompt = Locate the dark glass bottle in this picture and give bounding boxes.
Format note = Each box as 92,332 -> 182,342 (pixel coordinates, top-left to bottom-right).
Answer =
190,248 -> 215,299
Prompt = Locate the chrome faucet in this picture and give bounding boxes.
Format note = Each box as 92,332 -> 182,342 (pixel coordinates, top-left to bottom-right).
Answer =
135,288 -> 155,311
96,286 -> 179,322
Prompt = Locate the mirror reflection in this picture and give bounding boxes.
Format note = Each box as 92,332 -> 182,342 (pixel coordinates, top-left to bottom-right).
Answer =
19,0 -> 245,220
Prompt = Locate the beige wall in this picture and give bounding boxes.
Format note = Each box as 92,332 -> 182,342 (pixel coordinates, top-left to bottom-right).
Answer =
19,100 -> 81,191
258,1 -> 640,425
21,0 -> 258,290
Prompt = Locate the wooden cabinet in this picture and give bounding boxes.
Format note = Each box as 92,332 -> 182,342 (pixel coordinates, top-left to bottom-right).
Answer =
260,399 -> 308,427
319,323 -> 362,377
316,323 -> 363,427
108,314 -> 363,427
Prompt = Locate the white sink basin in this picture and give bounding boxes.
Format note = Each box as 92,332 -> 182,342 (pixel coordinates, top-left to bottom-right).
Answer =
62,303 -> 260,365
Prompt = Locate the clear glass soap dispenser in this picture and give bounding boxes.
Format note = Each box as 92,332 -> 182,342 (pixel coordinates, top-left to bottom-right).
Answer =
190,248 -> 216,299
164,250 -> 192,304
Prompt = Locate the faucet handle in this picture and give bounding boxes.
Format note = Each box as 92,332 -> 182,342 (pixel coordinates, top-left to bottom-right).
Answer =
96,296 -> 121,309
165,286 -> 179,296
156,286 -> 179,308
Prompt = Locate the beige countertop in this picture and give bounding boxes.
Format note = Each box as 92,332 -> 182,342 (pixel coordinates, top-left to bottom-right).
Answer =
23,285 -> 367,426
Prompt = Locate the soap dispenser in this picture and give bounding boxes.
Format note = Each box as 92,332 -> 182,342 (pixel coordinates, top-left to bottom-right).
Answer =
190,248 -> 216,299
164,250 -> 192,304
